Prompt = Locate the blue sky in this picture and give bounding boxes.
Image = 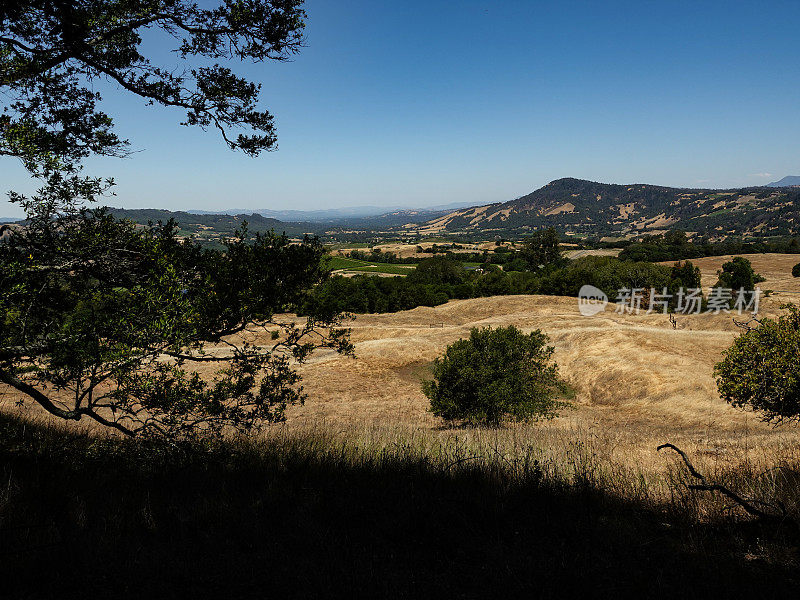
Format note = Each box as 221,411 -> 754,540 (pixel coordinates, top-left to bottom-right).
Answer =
3,0 -> 800,217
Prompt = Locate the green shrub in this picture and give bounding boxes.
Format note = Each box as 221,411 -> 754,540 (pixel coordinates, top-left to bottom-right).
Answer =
713,256 -> 765,291
423,326 -> 566,426
714,305 -> 800,422
793,263 -> 800,278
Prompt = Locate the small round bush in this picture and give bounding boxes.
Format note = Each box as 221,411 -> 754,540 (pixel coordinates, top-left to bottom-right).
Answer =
715,305 -> 800,422
423,325 -> 566,426
793,262 -> 800,278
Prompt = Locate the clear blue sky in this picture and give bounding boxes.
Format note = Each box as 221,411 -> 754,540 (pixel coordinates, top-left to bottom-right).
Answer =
3,0 -> 800,217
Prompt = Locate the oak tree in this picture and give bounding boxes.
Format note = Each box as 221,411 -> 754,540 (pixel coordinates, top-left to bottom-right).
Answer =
0,1 -> 354,437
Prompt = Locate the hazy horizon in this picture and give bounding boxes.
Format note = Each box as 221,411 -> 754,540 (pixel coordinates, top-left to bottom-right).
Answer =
3,0 -> 800,218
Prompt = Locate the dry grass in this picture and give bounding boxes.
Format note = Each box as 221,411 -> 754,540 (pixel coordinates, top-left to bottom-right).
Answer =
3,254 -> 800,523
4,248 -> 800,597
4,411 -> 798,597
277,254 -> 800,507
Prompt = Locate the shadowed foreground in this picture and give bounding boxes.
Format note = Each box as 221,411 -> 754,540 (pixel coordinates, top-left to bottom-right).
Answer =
1,415 -> 798,599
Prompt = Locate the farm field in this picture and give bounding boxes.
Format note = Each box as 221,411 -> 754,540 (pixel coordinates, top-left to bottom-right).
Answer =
325,255 -> 418,275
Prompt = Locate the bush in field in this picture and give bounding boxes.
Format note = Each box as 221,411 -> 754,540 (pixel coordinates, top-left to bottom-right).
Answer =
714,305 -> 800,422
423,326 -> 566,426
793,263 -> 800,278
670,260 -> 702,290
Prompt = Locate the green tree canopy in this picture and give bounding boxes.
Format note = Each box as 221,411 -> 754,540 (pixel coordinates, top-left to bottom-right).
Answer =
407,256 -> 467,285
714,256 -> 765,292
520,227 -> 564,270
423,326 -> 566,427
0,2 -> 355,437
715,306 -> 800,423
0,211 -> 352,436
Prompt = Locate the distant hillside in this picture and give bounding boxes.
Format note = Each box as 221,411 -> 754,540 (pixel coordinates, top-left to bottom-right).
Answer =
107,208 -> 315,240
767,176 -> 800,188
417,178 -> 800,239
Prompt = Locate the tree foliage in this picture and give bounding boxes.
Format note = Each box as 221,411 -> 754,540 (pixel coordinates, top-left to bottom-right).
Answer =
422,326 -> 566,426
520,227 -> 564,270
713,256 -> 765,292
406,256 -> 468,286
303,255 -> 700,316
0,212 -> 352,436
619,232 -> 800,263
714,306 -> 800,423
0,2 -> 358,437
2,0 -> 306,211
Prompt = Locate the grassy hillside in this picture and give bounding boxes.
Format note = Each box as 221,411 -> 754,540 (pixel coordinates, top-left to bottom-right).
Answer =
3,255 -> 800,596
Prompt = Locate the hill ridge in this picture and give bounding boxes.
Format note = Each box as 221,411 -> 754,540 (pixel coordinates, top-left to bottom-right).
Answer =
417,177 -> 800,239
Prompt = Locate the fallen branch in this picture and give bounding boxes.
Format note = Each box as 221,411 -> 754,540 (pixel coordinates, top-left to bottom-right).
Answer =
657,443 -> 789,524
732,315 -> 762,331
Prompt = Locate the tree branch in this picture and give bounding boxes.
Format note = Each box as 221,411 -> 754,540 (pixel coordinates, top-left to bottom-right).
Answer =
657,443 -> 788,523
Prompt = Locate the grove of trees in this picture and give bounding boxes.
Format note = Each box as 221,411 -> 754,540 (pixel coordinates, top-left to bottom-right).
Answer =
304,255 -> 704,316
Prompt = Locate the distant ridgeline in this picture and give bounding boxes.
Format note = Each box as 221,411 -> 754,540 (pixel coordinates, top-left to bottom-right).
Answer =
106,208 -> 315,239
418,178 -> 800,239
767,175 -> 800,188
101,177 -> 800,243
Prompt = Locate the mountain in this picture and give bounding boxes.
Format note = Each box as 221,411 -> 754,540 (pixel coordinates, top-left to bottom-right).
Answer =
767,176 -> 800,188
417,178 -> 800,239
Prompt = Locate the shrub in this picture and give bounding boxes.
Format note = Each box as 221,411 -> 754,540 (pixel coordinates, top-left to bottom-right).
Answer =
423,326 -> 566,426
793,263 -> 800,278
714,305 -> 800,422
714,256 -> 765,291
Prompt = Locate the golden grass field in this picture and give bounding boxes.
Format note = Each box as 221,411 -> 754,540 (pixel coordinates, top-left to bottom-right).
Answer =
4,256 -> 798,593
278,254 -> 800,492
3,253 -> 799,506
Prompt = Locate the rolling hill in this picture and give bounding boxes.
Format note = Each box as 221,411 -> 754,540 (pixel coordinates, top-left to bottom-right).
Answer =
416,178 -> 800,239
